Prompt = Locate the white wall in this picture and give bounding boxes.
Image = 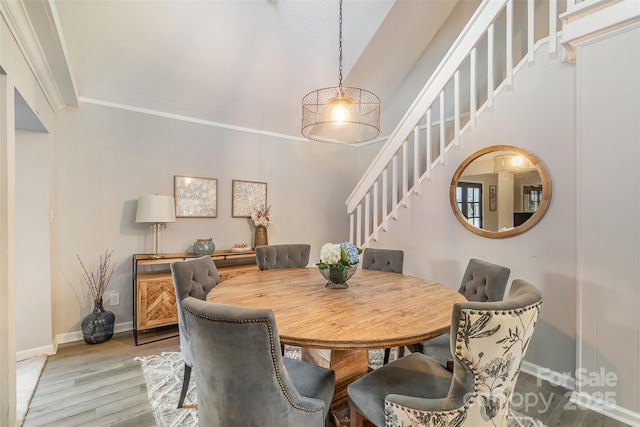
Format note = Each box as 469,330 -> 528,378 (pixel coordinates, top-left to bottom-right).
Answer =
15,130 -> 53,358
577,25 -> 640,414
52,104 -> 359,337
358,18 -> 640,422
1,10 -> 56,424
361,43 -> 578,376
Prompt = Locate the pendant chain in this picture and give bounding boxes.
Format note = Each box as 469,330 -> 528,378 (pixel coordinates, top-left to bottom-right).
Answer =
338,0 -> 343,88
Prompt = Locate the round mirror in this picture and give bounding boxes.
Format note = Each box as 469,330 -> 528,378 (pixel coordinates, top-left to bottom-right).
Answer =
449,145 -> 552,238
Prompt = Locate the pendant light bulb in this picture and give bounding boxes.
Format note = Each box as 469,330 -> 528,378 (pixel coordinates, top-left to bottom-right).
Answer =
328,91 -> 354,125
511,156 -> 524,167
331,102 -> 350,124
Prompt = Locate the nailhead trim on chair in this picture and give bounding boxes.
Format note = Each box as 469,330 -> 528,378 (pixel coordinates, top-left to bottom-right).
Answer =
434,300 -> 546,415
452,300 -> 543,411
184,306 -> 323,414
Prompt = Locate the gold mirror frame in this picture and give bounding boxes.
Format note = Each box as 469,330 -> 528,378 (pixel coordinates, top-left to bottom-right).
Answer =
449,145 -> 552,238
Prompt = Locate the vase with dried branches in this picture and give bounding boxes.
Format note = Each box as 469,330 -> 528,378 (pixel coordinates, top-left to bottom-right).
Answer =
77,249 -> 116,344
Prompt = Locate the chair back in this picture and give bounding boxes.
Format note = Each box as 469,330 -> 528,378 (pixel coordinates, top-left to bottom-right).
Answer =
361,248 -> 404,273
255,244 -> 310,270
170,256 -> 221,366
386,279 -> 542,426
458,258 -> 510,302
182,298 -> 329,426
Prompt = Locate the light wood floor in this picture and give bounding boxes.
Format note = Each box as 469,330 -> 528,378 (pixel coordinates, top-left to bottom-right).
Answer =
23,332 -> 628,427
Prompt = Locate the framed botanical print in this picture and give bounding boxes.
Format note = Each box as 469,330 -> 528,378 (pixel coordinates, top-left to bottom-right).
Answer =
174,175 -> 218,218
232,180 -> 267,217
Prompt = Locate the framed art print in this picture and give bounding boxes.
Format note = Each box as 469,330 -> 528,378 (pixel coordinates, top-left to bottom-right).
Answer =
232,180 -> 267,217
489,184 -> 497,211
174,175 -> 218,218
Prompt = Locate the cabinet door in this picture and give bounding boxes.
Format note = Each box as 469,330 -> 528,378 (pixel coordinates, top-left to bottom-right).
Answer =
136,274 -> 178,330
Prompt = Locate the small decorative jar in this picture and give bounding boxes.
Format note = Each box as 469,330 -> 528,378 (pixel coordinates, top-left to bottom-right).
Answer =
193,238 -> 215,255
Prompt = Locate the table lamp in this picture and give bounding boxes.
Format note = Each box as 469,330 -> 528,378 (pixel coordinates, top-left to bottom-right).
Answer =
136,194 -> 176,258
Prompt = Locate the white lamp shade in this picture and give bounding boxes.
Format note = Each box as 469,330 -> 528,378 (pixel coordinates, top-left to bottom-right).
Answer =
136,195 -> 176,223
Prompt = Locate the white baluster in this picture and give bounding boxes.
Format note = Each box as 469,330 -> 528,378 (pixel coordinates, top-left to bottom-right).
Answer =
506,0 -> 514,90
356,204 -> 362,248
488,23 -> 495,111
549,0 -> 558,58
470,48 -> 477,129
373,181 -> 379,241
382,168 -> 388,231
392,154 -> 398,219
439,91 -> 445,165
413,125 -> 420,193
349,213 -> 354,245
528,0 -> 535,63
426,109 -> 432,179
402,140 -> 409,207
454,70 -> 460,147
364,192 -> 371,243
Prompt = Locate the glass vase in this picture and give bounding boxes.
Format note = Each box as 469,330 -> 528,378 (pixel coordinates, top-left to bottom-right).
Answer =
319,265 -> 358,289
81,298 -> 116,344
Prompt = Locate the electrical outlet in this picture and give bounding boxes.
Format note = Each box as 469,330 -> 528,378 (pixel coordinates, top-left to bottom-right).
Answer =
110,292 -> 120,306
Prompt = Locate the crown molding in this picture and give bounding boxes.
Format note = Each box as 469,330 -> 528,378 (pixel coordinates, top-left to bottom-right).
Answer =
0,0 -> 77,111
79,97 -> 310,142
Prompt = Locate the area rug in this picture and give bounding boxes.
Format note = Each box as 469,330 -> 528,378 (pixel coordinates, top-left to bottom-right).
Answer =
135,352 -> 198,427
136,350 -> 546,427
16,355 -> 47,426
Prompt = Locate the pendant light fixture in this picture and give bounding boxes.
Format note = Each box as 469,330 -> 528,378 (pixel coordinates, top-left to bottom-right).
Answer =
302,0 -> 380,144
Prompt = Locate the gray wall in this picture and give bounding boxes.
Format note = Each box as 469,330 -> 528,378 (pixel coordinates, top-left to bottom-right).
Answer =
51,104 -> 359,337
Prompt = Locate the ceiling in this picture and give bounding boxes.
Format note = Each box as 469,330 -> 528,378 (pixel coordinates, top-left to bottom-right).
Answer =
20,0 -> 460,141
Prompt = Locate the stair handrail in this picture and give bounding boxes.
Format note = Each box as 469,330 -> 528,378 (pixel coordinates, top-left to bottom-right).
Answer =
345,0 -> 507,214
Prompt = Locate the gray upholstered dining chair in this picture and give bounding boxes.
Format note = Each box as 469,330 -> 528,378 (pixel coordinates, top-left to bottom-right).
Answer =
170,255 -> 221,408
255,244 -> 311,270
408,258 -> 510,367
348,279 -> 542,427
362,248 -> 404,274
182,297 -> 336,426
361,248 -> 405,364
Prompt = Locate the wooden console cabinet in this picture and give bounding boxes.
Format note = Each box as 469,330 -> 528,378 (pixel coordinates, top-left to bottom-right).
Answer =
133,250 -> 257,345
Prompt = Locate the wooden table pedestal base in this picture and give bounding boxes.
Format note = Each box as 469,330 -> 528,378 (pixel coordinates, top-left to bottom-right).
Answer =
301,348 -> 369,410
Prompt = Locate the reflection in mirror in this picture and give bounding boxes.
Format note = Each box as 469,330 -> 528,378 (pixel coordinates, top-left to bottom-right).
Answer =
449,145 -> 552,238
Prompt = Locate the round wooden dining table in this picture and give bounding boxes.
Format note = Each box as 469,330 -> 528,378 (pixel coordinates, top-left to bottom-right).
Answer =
206,267 -> 466,408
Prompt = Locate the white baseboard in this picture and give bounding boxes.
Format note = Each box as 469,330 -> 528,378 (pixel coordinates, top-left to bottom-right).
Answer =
55,321 -> 133,345
521,360 -> 576,390
570,391 -> 640,426
16,343 -> 56,361
521,360 -> 640,426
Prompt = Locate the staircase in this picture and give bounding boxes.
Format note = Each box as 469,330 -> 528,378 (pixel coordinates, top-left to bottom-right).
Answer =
345,0 -> 565,247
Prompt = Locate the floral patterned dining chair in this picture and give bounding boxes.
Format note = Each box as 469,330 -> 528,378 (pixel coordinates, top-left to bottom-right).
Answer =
347,279 -> 542,427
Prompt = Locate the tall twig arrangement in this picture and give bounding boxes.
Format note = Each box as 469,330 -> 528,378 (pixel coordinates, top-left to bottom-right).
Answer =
77,249 -> 115,302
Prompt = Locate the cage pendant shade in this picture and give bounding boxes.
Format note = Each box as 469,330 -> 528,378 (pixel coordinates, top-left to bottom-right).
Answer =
302,86 -> 380,143
301,0 -> 380,144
